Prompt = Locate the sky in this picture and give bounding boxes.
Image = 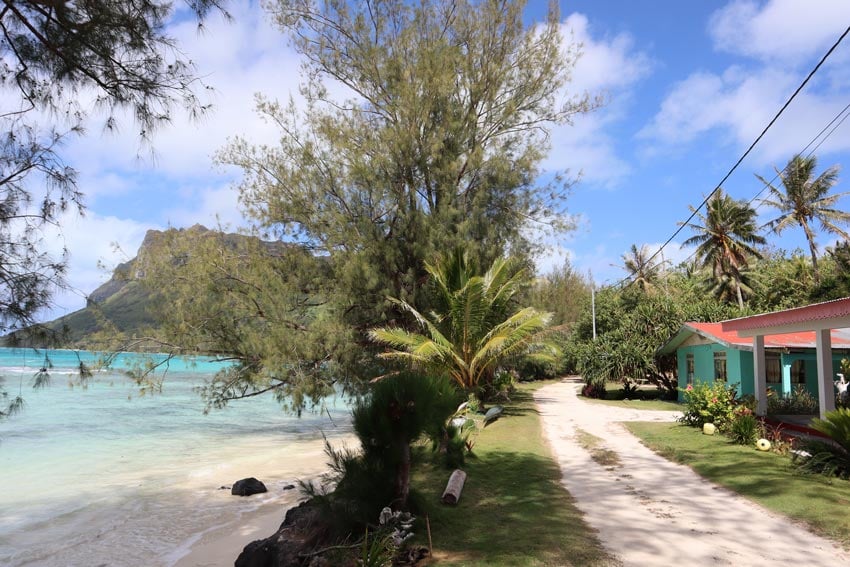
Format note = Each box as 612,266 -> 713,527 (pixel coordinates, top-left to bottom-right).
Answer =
36,0 -> 850,321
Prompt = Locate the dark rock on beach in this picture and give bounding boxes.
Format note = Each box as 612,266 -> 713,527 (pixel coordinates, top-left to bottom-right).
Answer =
235,500 -> 323,567
231,477 -> 268,496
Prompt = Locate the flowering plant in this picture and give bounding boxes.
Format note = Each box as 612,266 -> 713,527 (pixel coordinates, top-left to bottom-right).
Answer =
678,381 -> 738,429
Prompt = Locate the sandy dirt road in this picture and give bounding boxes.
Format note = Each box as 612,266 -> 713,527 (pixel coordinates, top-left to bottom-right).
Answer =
535,379 -> 850,567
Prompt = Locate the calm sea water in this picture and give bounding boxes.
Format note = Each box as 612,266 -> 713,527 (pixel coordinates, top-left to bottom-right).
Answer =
0,348 -> 351,567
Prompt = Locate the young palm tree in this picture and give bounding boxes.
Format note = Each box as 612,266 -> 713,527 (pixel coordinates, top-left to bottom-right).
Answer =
757,154 -> 850,284
369,248 -> 553,394
682,189 -> 766,309
620,244 -> 663,293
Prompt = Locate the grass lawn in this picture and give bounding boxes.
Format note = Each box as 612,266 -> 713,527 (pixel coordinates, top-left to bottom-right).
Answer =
626,421 -> 850,549
411,382 -> 616,566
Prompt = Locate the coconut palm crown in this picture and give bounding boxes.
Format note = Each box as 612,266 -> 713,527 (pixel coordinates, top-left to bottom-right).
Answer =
757,154 -> 850,284
620,243 -> 664,293
682,189 -> 766,309
369,248 -> 553,393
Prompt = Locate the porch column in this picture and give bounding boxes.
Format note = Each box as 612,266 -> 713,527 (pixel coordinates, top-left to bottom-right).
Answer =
816,328 -> 835,420
753,335 -> 767,416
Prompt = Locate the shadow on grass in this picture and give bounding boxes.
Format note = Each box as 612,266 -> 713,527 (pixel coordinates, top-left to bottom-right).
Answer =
488,389 -> 539,419
413,449 -> 613,566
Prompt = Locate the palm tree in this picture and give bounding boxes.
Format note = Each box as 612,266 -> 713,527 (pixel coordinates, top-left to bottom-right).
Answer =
682,189 -> 766,309
620,244 -> 663,293
369,248 -> 553,394
757,154 -> 850,284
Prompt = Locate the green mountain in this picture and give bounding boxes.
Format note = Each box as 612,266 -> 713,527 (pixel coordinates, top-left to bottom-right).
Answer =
7,225 -> 232,347
6,225 -> 293,348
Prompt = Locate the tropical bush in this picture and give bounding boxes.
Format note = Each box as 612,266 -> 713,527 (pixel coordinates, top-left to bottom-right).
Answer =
794,407 -> 850,479
370,249 -> 554,397
678,381 -> 738,429
566,286 -> 738,401
728,406 -> 759,445
490,369 -> 518,400
352,371 -> 461,507
581,375 -> 607,399
767,386 -> 819,415
305,371 -> 460,535
760,422 -> 796,455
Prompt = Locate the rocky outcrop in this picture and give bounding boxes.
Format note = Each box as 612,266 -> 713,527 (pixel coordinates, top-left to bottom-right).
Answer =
234,500 -> 325,567
231,477 -> 268,496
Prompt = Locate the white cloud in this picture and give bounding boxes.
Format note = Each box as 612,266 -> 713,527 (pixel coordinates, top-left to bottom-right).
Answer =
565,14 -> 652,93
709,0 -> 850,64
64,0 -> 302,188
162,182 -> 245,230
40,212 -> 154,317
639,64 -> 850,165
534,245 -> 575,277
640,0 -> 850,166
545,13 -> 652,187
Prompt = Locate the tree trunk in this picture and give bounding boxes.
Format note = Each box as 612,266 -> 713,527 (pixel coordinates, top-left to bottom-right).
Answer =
394,437 -> 411,508
441,469 -> 467,505
802,219 -> 820,285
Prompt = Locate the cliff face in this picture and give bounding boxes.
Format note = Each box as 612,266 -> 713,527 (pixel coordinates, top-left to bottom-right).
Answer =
42,228 -> 177,343
5,225 -> 286,347
18,225 -> 216,345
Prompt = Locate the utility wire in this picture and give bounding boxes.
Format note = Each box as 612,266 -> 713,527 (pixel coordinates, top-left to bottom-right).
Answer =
627,100 -> 850,283
749,101 -> 850,209
667,101 -> 850,276
615,24 -> 850,288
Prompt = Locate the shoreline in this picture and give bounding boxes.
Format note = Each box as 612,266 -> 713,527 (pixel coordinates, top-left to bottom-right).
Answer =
168,433 -> 356,567
170,494 -> 300,567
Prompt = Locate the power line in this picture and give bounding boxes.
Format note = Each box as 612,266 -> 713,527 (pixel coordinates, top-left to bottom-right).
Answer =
631,100 -> 850,283
615,24 -> 850,288
749,101 -> 850,209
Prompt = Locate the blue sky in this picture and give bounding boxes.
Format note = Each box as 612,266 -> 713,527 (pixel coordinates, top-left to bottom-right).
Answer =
41,0 -> 850,320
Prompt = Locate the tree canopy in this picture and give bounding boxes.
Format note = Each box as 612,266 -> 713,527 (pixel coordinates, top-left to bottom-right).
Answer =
757,154 -> 850,284
370,248 -> 553,394
682,189 -> 766,309
133,0 -> 595,408
222,0 -> 593,332
0,0 -> 228,333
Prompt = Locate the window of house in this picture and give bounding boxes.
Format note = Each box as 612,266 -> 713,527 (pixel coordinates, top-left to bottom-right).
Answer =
686,354 -> 694,385
713,351 -> 727,382
766,354 -> 781,384
791,360 -> 806,384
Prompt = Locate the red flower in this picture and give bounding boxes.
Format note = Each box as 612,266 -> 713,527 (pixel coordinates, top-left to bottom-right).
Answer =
686,384 -> 693,391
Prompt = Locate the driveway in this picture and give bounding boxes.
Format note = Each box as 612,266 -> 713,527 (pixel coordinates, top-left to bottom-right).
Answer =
535,378 -> 850,566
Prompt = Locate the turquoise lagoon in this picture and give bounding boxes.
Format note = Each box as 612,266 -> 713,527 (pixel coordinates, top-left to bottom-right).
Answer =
0,348 -> 351,566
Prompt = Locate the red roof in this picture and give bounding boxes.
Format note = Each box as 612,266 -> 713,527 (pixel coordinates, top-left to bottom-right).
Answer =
722,297 -> 850,332
690,322 -> 850,349
658,322 -> 850,354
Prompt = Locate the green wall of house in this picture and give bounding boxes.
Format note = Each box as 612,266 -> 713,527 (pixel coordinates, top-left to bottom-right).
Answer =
676,344 -> 846,401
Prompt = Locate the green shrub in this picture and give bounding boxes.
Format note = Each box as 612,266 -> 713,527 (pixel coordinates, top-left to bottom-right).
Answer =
767,385 -> 819,415
794,407 -> 850,479
305,371 -> 461,535
352,371 -> 461,504
581,377 -> 607,399
728,407 -> 759,445
486,369 -> 517,401
678,381 -> 737,429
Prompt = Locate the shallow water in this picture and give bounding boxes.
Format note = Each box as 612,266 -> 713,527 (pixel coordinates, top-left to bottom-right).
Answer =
0,348 -> 351,567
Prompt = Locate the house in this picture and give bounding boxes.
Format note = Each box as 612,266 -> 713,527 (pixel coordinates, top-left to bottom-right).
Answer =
658,321 -> 850,405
